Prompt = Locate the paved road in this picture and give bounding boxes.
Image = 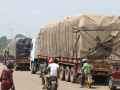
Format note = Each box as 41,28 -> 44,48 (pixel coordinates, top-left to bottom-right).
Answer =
0,63 -> 119,90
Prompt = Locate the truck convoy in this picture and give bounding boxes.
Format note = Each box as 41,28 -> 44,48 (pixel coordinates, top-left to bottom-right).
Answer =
6,37 -> 32,71
30,13 -> 120,84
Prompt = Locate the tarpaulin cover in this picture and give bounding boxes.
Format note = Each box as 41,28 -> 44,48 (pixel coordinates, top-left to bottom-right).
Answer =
7,37 -> 32,58
38,13 -> 120,59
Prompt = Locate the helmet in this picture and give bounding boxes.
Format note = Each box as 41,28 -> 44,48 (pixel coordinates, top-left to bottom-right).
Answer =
82,59 -> 88,62
6,60 -> 14,66
49,60 -> 54,64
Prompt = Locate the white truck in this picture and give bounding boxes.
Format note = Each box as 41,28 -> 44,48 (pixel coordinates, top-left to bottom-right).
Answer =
30,37 -> 48,75
30,37 -> 39,74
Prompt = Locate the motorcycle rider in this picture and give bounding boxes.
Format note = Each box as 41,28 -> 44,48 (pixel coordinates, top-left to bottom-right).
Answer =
42,59 -> 59,89
80,59 -> 92,88
41,59 -> 54,85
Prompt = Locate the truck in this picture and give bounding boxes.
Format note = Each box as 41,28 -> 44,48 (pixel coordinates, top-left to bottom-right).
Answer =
6,37 -> 32,71
2,49 -> 7,65
31,13 -> 120,84
30,37 -> 39,74
30,37 -> 49,75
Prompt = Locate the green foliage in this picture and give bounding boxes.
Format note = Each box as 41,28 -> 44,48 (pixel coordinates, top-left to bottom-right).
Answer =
0,36 -> 7,46
14,34 -> 27,39
0,36 -> 8,52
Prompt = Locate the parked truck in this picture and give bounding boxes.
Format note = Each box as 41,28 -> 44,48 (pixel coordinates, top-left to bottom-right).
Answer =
6,37 -> 32,71
2,49 -> 7,65
31,13 -> 120,84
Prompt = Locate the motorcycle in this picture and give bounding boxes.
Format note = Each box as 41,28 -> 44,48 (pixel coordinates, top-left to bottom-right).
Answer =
42,72 -> 58,90
79,73 -> 94,88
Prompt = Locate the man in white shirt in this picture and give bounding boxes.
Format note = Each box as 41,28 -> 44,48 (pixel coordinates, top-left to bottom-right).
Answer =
43,59 -> 59,89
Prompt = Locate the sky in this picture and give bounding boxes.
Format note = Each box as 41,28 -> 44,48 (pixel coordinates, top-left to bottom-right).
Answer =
0,0 -> 120,39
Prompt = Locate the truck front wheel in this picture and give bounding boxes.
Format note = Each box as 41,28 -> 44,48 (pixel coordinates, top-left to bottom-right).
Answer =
109,76 -> 116,90
31,63 -> 36,74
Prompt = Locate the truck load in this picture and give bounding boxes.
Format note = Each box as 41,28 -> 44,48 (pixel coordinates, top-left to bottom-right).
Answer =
7,37 -> 32,70
2,49 -> 7,65
37,13 -> 120,83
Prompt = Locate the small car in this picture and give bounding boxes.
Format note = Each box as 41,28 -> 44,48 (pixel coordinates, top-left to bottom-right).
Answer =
108,65 -> 120,90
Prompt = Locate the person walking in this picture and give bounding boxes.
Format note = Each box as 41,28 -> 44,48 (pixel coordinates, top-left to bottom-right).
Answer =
1,60 -> 15,90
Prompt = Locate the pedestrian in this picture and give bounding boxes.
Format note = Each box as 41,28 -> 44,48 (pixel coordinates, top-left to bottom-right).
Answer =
0,60 -> 15,90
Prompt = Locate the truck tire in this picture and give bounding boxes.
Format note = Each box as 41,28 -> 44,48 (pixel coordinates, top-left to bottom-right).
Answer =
31,63 -> 36,74
109,76 -> 116,90
59,65 -> 65,80
65,66 -> 70,82
70,66 -> 75,83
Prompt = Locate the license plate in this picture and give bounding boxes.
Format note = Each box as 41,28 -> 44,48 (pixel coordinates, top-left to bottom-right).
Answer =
51,81 -> 56,84
93,65 -> 110,69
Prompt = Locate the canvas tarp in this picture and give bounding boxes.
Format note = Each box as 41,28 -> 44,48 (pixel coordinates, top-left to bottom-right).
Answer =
38,13 -> 120,59
7,37 -> 32,58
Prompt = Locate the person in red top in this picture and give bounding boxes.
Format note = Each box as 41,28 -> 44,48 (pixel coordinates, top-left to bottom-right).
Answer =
1,60 -> 15,90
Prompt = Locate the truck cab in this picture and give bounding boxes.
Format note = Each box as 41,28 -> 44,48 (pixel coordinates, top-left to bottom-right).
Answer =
30,37 -> 38,74
108,65 -> 120,90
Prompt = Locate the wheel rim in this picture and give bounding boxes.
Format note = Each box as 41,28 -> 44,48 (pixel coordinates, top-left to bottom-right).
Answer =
109,78 -> 112,88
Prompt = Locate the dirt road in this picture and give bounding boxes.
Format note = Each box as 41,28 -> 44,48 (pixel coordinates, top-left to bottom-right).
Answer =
0,63 -> 118,90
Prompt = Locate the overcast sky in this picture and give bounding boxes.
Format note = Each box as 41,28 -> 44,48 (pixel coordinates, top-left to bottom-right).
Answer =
0,0 -> 120,39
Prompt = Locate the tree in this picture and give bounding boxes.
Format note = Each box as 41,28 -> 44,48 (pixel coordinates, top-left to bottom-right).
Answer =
0,36 -> 8,52
0,36 -> 7,41
0,36 -> 7,46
